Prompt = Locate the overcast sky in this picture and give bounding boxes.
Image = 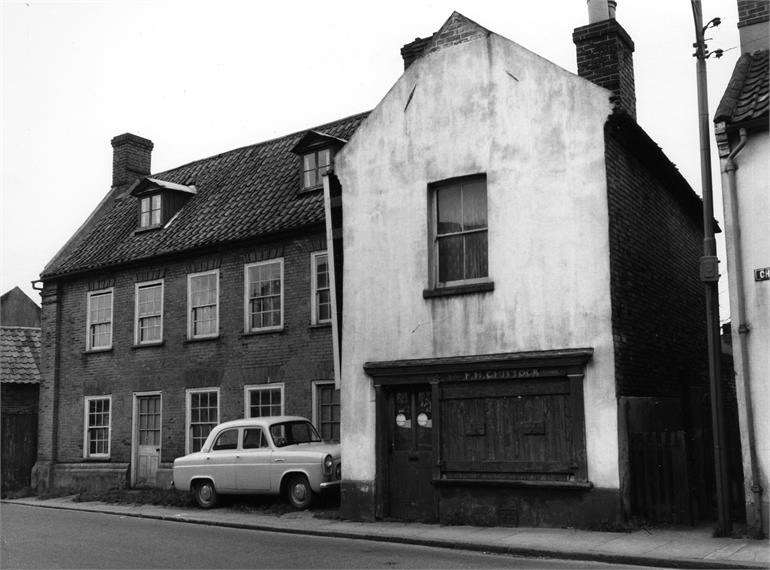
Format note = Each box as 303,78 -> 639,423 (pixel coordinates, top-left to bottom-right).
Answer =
1,0 -> 740,316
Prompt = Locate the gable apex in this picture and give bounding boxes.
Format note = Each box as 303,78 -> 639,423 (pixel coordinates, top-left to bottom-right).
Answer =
402,12 -> 491,70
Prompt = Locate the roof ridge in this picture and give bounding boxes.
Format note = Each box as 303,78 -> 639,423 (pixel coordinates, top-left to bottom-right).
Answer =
154,110 -> 372,177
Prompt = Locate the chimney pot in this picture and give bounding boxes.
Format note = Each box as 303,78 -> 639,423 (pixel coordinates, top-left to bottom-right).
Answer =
587,0 -> 610,24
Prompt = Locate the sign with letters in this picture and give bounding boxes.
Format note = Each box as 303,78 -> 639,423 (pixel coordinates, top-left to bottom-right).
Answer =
755,267 -> 770,282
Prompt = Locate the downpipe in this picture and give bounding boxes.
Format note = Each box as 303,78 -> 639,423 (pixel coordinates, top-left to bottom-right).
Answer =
722,128 -> 764,537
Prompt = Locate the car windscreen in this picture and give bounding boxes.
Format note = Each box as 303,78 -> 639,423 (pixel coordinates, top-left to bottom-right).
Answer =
269,421 -> 322,447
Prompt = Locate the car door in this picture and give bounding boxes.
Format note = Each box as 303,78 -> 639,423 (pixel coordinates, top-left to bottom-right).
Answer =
206,427 -> 239,492
235,427 -> 271,491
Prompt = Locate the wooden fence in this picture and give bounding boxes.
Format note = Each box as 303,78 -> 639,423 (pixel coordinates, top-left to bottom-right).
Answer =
629,431 -> 693,525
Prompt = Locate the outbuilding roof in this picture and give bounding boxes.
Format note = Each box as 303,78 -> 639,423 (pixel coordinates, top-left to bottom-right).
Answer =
714,49 -> 769,125
0,327 -> 41,385
42,111 -> 369,279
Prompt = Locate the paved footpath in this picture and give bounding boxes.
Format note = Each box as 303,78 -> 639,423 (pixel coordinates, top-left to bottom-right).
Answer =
3,497 -> 768,569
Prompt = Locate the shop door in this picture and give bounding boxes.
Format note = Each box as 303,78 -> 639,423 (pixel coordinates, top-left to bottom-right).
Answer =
387,385 -> 435,521
134,394 -> 161,487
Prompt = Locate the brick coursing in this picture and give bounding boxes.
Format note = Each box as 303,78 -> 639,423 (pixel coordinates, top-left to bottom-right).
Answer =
573,19 -> 637,120
738,0 -> 770,27
48,233 -> 334,467
604,119 -> 709,397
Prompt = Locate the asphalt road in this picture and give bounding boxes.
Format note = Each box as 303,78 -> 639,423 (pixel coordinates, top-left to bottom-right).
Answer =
1,503 -> 656,569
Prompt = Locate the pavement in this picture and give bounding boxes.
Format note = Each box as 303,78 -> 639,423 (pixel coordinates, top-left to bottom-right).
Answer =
3,496 -> 768,569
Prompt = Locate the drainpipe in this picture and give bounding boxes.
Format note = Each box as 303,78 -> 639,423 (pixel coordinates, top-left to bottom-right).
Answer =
722,128 -> 763,537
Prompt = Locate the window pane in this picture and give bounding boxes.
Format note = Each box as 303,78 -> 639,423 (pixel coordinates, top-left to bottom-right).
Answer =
318,149 -> 331,168
464,231 -> 488,279
247,262 -> 282,330
462,180 -> 487,231
438,235 -> 464,283
303,153 -> 316,172
437,185 -> 462,235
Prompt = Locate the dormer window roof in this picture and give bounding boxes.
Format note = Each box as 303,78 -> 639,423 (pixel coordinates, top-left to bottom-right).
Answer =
291,130 -> 347,191
129,177 -> 197,231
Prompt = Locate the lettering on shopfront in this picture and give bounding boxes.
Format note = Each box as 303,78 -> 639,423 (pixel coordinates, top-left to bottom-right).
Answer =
464,368 -> 552,381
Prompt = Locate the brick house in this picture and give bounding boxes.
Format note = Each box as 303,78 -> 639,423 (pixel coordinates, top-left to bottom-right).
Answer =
326,6 -> 720,527
714,0 -> 769,536
1,287 -> 42,494
32,114 -> 366,492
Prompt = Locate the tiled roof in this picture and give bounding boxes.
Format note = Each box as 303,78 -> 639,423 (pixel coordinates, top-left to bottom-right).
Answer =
1,327 -> 41,384
714,49 -> 769,124
43,112 -> 369,278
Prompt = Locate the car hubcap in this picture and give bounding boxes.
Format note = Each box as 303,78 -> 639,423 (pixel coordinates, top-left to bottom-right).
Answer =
200,486 -> 212,501
293,483 -> 307,501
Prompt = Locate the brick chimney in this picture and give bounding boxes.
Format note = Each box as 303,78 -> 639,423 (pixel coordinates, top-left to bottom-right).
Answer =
111,133 -> 153,189
737,0 -> 769,53
401,35 -> 433,70
573,0 -> 637,119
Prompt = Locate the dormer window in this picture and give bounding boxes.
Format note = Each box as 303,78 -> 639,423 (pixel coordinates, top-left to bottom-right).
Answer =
302,149 -> 331,189
291,130 -> 348,193
129,177 -> 197,232
140,195 -> 161,228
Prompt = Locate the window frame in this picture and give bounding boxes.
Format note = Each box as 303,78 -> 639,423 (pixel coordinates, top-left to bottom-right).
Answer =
83,395 -> 112,459
187,269 -> 220,340
185,387 -> 220,454
310,251 -> 332,325
134,279 -> 164,346
312,380 -> 340,443
301,148 -> 332,190
139,194 -> 162,228
428,174 -> 490,290
86,288 -> 114,351
244,259 -> 284,333
244,383 -> 285,418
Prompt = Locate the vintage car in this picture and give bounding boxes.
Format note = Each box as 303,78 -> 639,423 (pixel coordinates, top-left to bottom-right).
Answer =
172,416 -> 341,509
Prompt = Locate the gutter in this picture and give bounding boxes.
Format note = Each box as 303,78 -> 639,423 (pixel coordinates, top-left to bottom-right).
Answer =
721,127 -> 763,537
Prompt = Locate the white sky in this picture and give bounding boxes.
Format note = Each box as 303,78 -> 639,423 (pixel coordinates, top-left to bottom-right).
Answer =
1,0 -> 740,317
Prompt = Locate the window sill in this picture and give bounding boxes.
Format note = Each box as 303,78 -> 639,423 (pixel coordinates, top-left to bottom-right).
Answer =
433,478 -> 593,490
83,347 -> 113,354
241,327 -> 284,338
183,335 -> 221,344
309,322 -> 332,330
132,341 -> 165,350
423,280 -> 494,299
133,225 -> 163,235
298,185 -> 323,195
81,456 -> 112,462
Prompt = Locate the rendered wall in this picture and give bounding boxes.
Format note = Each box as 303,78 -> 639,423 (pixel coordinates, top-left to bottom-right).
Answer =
335,32 -> 618,518
724,131 -> 770,532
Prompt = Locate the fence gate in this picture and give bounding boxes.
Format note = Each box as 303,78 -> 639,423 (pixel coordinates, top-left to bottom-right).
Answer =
1,413 -> 38,493
629,431 -> 693,524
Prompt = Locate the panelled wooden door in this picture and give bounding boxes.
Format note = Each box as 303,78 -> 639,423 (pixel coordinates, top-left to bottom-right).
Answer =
387,385 -> 435,522
135,394 -> 161,487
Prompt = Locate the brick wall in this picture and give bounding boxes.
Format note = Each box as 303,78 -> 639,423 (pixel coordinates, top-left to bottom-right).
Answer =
604,116 -> 709,397
573,19 -> 637,120
48,232 -> 334,468
738,0 -> 770,27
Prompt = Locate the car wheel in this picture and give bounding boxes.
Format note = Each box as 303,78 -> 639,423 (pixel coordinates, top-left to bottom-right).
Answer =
193,480 -> 218,509
286,474 -> 313,510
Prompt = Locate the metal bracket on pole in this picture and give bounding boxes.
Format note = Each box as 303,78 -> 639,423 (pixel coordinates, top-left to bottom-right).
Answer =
699,256 -> 720,282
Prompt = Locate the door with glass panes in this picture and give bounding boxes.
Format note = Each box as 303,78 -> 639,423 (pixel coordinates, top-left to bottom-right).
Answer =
387,385 -> 435,521
133,393 -> 161,487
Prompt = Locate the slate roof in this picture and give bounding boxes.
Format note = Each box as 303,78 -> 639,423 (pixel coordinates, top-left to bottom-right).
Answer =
42,112 -> 369,278
1,327 -> 41,384
714,49 -> 769,125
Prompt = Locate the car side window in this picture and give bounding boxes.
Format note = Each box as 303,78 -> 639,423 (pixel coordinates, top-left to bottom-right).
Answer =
243,428 -> 267,449
212,428 -> 238,451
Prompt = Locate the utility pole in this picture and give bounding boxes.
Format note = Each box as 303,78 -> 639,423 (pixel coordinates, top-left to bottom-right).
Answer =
690,0 -> 731,537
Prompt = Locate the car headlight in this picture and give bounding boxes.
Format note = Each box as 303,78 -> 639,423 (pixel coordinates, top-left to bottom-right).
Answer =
323,454 -> 333,476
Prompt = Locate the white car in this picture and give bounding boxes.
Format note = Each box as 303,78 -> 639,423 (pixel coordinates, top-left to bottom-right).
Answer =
172,416 -> 341,509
